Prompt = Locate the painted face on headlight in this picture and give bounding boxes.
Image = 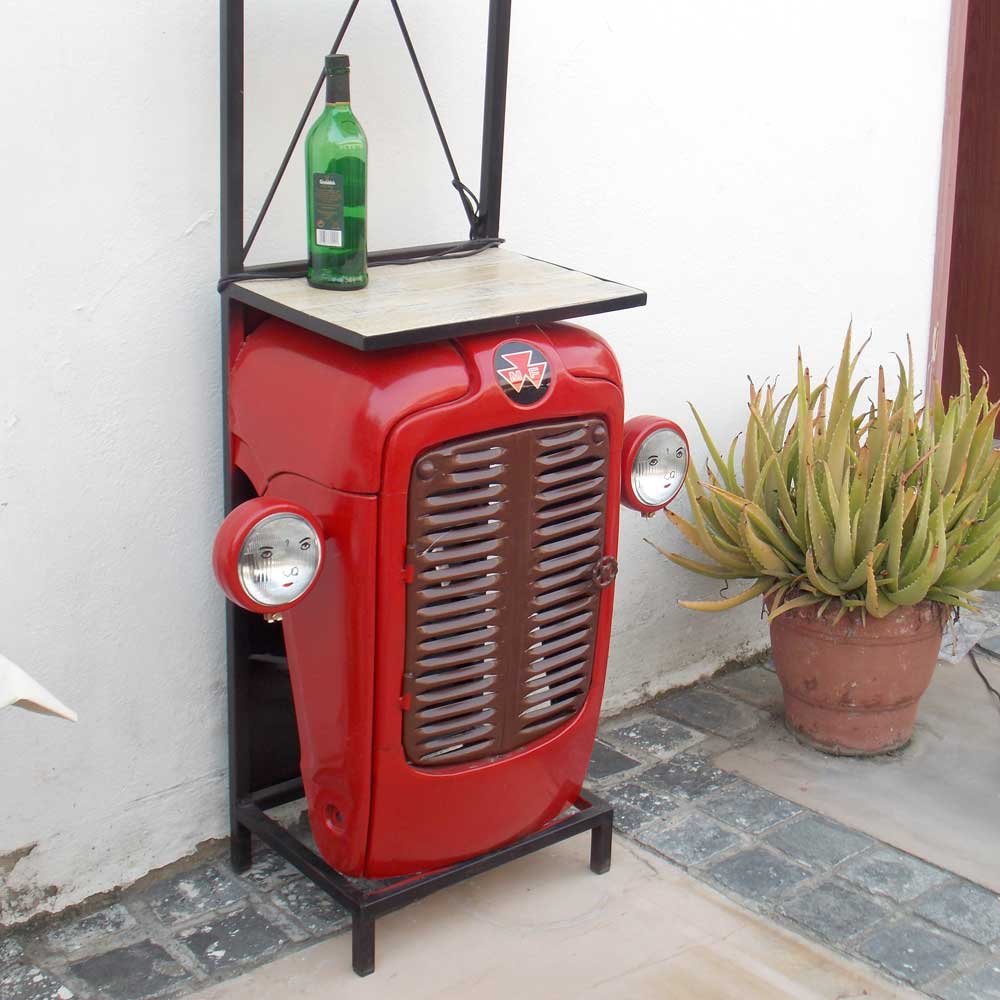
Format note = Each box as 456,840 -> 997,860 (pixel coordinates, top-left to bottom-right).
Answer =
621,416 -> 690,514
631,427 -> 688,508
213,498 -> 325,614
237,513 -> 322,607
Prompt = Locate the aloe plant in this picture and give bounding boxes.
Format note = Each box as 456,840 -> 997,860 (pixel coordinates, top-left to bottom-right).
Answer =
660,328 -> 1000,620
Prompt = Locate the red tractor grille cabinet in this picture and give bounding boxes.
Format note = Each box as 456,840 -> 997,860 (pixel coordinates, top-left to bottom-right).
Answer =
220,313 -> 634,975
222,319 -> 625,881
367,332 -> 624,876
216,0 -> 685,977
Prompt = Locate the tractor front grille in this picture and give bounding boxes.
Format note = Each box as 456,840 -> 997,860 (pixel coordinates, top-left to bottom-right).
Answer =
402,418 -> 610,766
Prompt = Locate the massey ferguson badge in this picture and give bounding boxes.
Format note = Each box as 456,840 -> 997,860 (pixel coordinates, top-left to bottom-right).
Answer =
493,340 -> 551,404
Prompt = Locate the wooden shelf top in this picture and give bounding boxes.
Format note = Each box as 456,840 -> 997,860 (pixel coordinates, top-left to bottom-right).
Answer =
226,248 -> 646,351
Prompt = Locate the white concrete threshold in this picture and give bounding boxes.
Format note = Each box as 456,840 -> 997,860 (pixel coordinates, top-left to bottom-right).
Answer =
187,837 -> 917,1000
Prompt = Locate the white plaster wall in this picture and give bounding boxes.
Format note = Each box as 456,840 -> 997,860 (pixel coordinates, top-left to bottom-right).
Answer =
0,1 -> 950,922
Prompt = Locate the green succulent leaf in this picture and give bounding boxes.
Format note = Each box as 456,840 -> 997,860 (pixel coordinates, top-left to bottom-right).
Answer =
946,385 -> 986,493
689,403 -> 737,493
768,592 -> 824,621
739,512 -> 794,578
839,542 -> 886,592
932,405 -> 957,495
805,549 -> 843,597
665,482 -> 758,574
805,461 -> 838,580
832,465 -> 855,580
881,485 -> 906,584
865,553 -> 898,618
892,504 -> 947,603
902,457 -> 934,578
678,578 -> 772,612
646,541 -> 752,581
855,429 -> 891,565
938,534 -> 1000,591
926,585 -> 980,611
662,328 -> 1000,617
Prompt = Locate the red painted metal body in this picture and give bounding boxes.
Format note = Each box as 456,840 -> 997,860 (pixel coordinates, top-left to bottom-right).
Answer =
227,318 -> 624,877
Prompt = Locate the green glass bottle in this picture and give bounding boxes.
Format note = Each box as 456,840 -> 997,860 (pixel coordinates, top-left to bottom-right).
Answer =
305,54 -> 367,290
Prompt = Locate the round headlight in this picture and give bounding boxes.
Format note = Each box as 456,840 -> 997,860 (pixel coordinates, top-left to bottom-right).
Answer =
212,498 -> 325,614
621,417 -> 690,514
238,513 -> 321,607
632,427 -> 688,507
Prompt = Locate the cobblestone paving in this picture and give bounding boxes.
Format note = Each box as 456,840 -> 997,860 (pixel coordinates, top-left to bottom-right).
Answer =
3,663 -> 998,999
589,663 -> 1000,999
0,818 -> 346,1000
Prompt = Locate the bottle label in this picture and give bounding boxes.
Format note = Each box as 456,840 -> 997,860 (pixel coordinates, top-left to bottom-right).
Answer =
313,172 -> 345,248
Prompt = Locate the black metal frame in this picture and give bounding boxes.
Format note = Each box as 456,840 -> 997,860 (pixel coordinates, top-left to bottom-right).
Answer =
219,0 -> 615,978
221,0 -> 510,283
238,785 -> 612,976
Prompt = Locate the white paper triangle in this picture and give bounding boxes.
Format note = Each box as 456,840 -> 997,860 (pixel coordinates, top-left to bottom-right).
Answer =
0,654 -> 78,722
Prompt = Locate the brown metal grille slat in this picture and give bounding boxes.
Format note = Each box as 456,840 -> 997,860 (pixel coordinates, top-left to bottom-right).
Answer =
403,418 -> 609,766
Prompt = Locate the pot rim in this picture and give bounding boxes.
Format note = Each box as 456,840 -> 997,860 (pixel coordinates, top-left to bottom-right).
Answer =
765,596 -> 947,646
765,593 -> 949,626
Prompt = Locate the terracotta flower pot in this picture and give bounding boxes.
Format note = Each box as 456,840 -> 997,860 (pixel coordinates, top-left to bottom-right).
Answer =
768,600 -> 946,756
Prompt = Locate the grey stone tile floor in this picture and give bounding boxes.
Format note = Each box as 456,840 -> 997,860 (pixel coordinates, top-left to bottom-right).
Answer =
589,664 -> 1000,998
0,816 -> 346,1000
3,660 -> 998,999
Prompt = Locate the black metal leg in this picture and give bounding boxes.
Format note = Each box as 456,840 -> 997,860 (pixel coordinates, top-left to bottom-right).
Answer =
589,813 -> 612,875
226,596 -> 254,875
352,910 -> 376,977
230,820 -> 252,873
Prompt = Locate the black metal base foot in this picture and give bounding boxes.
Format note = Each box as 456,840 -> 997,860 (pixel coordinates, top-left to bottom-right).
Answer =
351,912 -> 376,977
233,786 -> 612,977
590,812 -> 612,874
230,819 -> 252,874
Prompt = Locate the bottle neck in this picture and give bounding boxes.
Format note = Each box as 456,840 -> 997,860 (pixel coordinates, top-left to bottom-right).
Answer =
326,71 -> 350,105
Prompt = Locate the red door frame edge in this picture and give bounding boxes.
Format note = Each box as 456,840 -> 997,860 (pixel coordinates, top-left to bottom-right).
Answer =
927,0 -> 970,388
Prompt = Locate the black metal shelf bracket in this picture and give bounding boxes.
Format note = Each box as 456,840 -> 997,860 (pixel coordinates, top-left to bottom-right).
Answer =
221,0 -> 510,280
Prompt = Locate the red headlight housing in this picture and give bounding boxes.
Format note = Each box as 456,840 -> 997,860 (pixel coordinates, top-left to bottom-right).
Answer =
620,416 -> 690,515
212,498 -> 325,614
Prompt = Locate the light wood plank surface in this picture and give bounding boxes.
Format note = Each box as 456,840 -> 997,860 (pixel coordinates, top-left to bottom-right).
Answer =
230,249 -> 644,348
